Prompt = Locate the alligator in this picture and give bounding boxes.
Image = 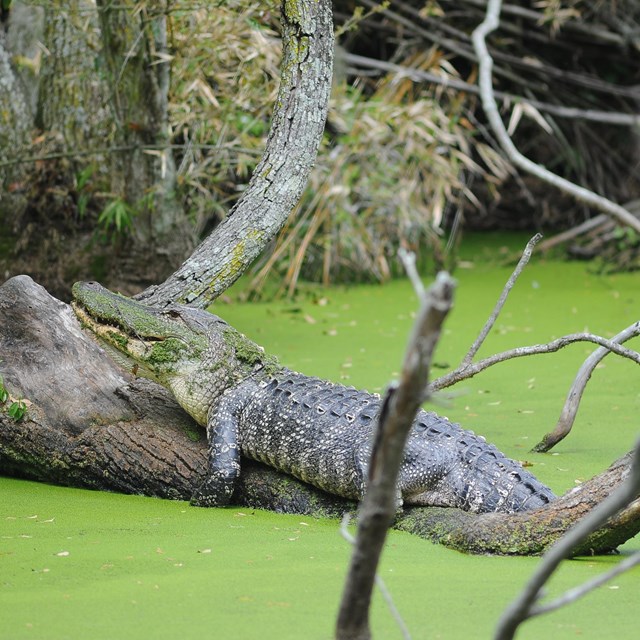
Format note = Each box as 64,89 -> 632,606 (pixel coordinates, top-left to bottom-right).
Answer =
71,281 -> 555,514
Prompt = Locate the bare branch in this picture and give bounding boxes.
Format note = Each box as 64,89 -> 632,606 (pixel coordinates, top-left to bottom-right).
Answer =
344,53 -> 640,127
529,552 -> 640,618
431,332 -> 640,392
398,248 -> 425,299
336,271 -> 456,640
536,215 -> 610,253
495,439 -> 640,640
471,0 -> 640,233
339,515 -> 411,640
0,143 -> 262,169
532,321 -> 640,452
462,233 -> 541,366
449,0 -> 633,48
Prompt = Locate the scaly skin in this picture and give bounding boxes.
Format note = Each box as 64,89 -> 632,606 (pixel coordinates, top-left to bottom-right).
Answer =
72,281 -> 555,513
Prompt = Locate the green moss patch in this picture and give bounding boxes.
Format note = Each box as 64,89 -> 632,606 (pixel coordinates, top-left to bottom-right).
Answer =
147,338 -> 189,366
223,327 -> 280,375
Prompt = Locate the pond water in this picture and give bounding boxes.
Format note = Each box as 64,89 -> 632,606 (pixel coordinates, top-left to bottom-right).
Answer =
2,235 -> 639,639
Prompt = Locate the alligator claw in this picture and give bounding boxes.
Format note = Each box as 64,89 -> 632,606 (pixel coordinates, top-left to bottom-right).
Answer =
190,476 -> 235,507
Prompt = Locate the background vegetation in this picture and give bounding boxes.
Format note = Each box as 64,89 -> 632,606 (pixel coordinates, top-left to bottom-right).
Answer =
1,0 -> 639,293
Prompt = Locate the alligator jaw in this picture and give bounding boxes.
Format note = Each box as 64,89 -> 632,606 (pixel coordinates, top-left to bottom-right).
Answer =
72,301 -> 158,379
71,282 -> 208,386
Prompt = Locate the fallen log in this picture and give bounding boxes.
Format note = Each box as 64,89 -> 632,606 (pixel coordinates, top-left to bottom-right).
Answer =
0,275 -> 638,555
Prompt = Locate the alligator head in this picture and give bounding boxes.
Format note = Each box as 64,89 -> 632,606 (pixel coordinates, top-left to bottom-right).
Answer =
71,281 -> 277,425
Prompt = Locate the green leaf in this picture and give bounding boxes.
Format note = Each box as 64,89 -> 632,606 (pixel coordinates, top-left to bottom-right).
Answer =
8,400 -> 26,421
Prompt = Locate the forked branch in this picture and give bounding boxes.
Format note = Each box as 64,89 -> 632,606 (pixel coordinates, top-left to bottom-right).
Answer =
429,237 -> 640,455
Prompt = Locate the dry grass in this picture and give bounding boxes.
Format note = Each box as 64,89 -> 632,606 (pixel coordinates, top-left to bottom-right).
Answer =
168,1 -> 282,233
166,3 -> 507,295
249,51 -> 505,295
165,0 -> 639,294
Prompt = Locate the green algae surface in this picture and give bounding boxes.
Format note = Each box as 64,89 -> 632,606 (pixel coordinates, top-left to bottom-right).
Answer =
2,237 -> 640,638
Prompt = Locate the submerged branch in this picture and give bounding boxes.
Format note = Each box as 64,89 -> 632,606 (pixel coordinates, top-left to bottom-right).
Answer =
532,321 -> 640,452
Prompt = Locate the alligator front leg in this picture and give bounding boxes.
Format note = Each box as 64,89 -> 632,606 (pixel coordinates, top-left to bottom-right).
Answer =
190,391 -> 242,507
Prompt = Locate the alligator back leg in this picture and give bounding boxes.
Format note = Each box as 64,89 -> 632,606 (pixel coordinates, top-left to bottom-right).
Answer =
190,389 -> 243,507
398,411 -> 555,513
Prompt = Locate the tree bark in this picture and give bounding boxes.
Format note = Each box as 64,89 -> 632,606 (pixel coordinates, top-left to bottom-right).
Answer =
37,1 -> 110,150
1,275 -> 639,556
136,0 -> 334,309
95,0 -> 195,283
0,5 -> 40,211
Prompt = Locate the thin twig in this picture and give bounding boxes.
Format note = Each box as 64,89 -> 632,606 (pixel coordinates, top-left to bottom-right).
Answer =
343,53 -> 640,127
528,552 -> 640,618
471,0 -> 640,233
449,0 -> 631,47
462,233 -> 541,366
495,439 -> 640,640
0,144 -> 261,169
391,0 -> 639,98
431,333 -> 640,392
116,26 -> 145,88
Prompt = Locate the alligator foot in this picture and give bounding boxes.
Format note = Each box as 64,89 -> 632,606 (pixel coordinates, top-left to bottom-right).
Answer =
190,476 -> 235,507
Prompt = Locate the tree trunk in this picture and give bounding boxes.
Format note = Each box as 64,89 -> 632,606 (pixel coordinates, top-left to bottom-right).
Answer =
37,1 -> 110,150
1,275 -> 639,556
1,1 -> 194,294
136,0 -> 335,308
0,4 -> 41,213
95,0 -> 195,285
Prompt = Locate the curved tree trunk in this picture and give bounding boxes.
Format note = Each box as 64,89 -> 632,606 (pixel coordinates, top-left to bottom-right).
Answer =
1,275 -> 639,556
136,0 -> 335,308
